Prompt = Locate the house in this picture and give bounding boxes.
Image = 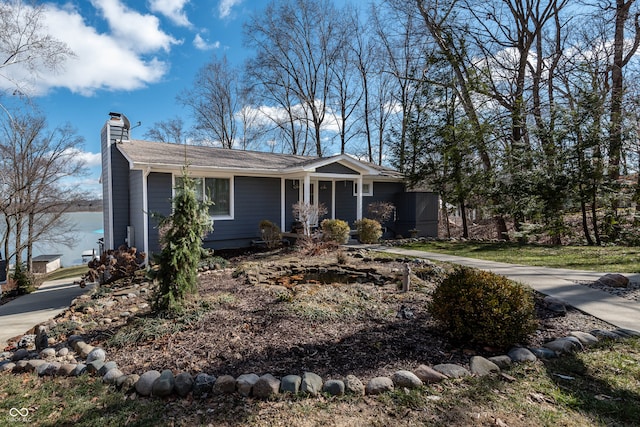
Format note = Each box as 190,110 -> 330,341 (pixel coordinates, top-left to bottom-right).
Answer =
101,112 -> 438,259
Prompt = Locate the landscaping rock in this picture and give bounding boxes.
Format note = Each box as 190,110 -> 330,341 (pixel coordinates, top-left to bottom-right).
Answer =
72,363 -> 87,376
543,296 -> 568,315
597,273 -> 629,288
103,368 -> 124,384
136,370 -> 161,397
366,377 -> 394,395
433,364 -> 470,378
13,360 -> 29,373
98,361 -> 118,376
529,347 -> 557,359
470,356 -> 500,376
11,349 -> 29,361
26,359 -> 47,372
414,365 -> 448,383
45,362 -> 61,376
39,348 -> 56,359
35,326 -> 48,352
0,362 -> 16,373
193,373 -> 216,398
253,374 -> 280,399
392,370 -> 423,388
35,362 -> 50,376
236,373 -> 259,397
590,329 -> 622,340
86,360 -> 105,375
543,338 -> 581,354
175,372 -> 194,397
508,347 -> 537,363
58,363 -> 77,376
86,348 -> 107,363
322,379 -> 345,396
488,355 -> 512,369
152,369 -> 175,397
117,374 -> 140,391
280,374 -> 302,394
614,328 -> 640,338
57,347 -> 69,357
344,374 -> 365,395
213,375 -> 236,394
301,372 -> 323,396
570,331 -> 599,346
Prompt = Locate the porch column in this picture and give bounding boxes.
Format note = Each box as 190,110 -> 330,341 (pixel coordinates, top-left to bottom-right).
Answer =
356,175 -> 363,220
303,175 -> 311,204
331,181 -> 335,219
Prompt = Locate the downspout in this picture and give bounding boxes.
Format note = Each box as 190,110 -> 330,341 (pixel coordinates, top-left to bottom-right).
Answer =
142,166 -> 151,266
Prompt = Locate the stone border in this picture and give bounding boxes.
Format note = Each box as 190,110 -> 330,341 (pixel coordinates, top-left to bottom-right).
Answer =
2,327 -> 639,400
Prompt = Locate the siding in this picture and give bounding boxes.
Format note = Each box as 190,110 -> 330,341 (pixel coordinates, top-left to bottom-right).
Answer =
110,145 -> 130,249
316,163 -> 358,174
100,125 -> 111,250
368,182 -> 404,233
285,179 -> 299,231
146,172 -> 172,255
334,180 -> 357,226
203,176 -> 281,249
318,181 -> 332,222
394,192 -> 439,238
128,170 -> 145,251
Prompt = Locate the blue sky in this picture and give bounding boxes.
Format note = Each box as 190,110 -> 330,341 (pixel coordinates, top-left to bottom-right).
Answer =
2,0 -> 262,198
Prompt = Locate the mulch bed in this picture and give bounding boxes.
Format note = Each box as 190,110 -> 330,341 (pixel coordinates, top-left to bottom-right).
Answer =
86,249 -> 615,382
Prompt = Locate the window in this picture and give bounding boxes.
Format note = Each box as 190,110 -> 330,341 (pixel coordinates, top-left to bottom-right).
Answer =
353,181 -> 373,196
175,176 -> 233,218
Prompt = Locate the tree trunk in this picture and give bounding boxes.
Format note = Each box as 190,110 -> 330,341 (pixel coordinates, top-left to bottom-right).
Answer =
460,200 -> 468,239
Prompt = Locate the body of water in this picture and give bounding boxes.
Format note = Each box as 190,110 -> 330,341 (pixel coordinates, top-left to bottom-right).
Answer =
25,211 -> 103,267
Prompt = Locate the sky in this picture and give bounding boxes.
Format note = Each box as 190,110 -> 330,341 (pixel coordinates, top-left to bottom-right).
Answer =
2,0 -> 265,198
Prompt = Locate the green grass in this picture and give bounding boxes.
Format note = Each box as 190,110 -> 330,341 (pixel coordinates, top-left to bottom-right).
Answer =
44,265 -> 89,282
2,338 -> 637,426
403,241 -> 640,273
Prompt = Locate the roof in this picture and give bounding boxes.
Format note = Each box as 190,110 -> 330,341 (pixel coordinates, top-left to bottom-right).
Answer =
116,139 -> 403,179
32,255 -> 62,262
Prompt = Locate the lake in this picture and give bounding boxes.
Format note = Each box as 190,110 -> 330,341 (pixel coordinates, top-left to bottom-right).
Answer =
28,211 -> 103,267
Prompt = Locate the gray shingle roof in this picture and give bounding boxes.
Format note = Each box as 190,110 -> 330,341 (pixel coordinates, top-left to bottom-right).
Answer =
116,139 -> 402,178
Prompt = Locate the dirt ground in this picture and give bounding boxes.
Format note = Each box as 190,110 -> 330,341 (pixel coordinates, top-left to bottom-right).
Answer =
83,248 -> 615,382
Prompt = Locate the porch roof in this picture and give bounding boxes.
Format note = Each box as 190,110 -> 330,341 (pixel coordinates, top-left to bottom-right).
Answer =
116,139 -> 403,179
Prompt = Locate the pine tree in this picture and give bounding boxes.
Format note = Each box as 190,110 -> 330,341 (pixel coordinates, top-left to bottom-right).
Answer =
153,167 -> 213,312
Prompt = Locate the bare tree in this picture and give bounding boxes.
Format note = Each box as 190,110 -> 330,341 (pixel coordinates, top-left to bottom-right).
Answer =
179,54 -> 239,148
0,110 -> 87,277
244,0 -> 343,156
143,117 -> 189,145
0,0 -> 73,98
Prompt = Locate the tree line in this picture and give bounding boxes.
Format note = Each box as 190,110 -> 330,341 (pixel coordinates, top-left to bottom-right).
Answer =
161,0 -> 640,245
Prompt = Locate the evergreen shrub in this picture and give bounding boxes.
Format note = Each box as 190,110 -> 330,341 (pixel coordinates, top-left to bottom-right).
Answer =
354,218 -> 382,244
259,219 -> 282,249
428,267 -> 537,349
321,219 -> 350,244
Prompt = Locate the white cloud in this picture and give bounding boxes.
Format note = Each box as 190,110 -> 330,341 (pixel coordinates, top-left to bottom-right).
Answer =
218,0 -> 242,19
193,33 -> 220,51
65,149 -> 102,168
0,3 -> 174,95
90,0 -> 180,53
148,0 -> 191,27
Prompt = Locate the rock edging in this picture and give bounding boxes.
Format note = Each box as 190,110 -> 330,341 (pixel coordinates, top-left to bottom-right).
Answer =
2,326 -> 638,400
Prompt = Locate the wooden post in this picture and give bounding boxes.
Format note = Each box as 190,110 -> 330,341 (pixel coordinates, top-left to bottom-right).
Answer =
402,263 -> 411,292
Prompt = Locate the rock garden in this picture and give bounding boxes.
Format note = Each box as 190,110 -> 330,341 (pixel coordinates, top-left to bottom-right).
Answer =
1,246 -> 639,410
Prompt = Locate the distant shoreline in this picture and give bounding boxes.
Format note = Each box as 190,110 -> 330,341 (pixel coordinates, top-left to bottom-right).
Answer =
65,200 -> 103,213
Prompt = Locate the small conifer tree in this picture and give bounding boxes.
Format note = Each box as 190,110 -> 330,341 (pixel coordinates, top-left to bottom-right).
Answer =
153,167 -> 213,312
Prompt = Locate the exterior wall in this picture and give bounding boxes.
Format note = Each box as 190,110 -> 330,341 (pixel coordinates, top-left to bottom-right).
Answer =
128,170 -> 145,251
368,181 -> 405,235
146,172 -> 172,256
101,125 -> 111,252
110,145 -> 131,249
285,179 -> 299,231
203,176 -> 281,249
317,180 -> 332,223
316,163 -> 359,174
334,180 -> 357,226
394,192 -> 439,238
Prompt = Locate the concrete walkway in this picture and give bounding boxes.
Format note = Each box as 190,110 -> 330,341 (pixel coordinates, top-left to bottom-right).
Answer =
0,278 -> 94,347
379,247 -> 640,332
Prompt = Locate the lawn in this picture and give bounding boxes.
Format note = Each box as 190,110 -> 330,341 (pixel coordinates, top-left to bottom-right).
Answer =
404,241 -> 640,273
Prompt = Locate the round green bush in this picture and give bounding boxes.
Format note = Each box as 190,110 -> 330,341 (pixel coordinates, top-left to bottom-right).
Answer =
428,267 -> 538,349
321,218 -> 351,244
354,218 -> 382,244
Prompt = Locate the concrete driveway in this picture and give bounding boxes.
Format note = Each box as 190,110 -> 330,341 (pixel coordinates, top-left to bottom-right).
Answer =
0,278 -> 95,347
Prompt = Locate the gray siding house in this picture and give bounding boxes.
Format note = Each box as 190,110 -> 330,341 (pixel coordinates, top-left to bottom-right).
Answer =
101,113 -> 438,259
